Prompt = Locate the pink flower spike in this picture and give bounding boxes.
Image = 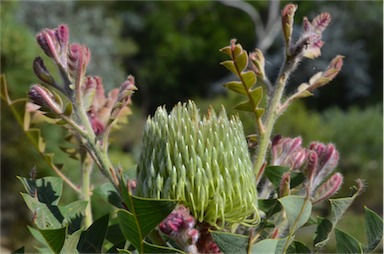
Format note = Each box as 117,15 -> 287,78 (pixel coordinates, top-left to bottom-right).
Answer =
313,172 -> 343,203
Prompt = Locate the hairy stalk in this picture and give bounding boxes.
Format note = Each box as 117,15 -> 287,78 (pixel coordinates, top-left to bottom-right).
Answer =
81,155 -> 94,228
253,55 -> 297,177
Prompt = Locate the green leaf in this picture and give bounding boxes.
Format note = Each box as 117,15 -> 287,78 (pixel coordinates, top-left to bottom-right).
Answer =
63,102 -> 73,117
224,81 -> 247,95
77,214 -> 109,254
11,246 -> 25,254
234,51 -> 248,72
335,228 -> 363,253
241,71 -> 256,89
39,227 -> 67,254
18,176 -> 63,205
278,196 -> 312,233
264,166 -> 290,188
234,100 -> 254,112
211,231 -> 248,254
106,224 -> 126,245
63,200 -> 87,234
249,86 -> 263,104
60,229 -> 82,254
364,206 -> 383,252
258,199 -> 281,217
219,45 -> 232,57
251,239 -> 278,253
313,217 -> 333,248
93,182 -> 124,208
290,241 -> 311,253
22,194 -> 63,229
220,60 -> 238,76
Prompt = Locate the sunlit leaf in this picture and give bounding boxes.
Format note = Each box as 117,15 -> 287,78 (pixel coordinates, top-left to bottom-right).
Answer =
60,229 -> 82,254
241,71 -> 256,89
224,81 -> 247,95
18,176 -> 63,205
278,196 -> 312,233
234,51 -> 248,72
220,60 -> 238,76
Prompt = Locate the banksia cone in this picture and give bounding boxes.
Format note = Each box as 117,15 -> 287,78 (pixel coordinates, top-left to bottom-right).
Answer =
136,101 -> 259,227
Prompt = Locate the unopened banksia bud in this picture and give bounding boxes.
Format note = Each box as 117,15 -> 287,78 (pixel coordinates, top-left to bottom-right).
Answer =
136,101 -> 259,227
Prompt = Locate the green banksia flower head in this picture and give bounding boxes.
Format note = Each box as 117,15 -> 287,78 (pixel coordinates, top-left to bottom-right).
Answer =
136,101 -> 259,227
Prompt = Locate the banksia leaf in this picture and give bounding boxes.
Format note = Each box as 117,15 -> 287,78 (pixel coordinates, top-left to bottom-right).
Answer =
136,101 -> 259,227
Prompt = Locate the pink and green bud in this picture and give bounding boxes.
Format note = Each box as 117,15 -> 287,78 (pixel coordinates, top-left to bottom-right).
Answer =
33,57 -> 56,87
271,136 -> 306,170
28,84 -> 63,116
68,43 -> 91,90
313,172 -> 343,203
36,25 -> 69,68
250,49 -> 266,79
281,4 -> 297,48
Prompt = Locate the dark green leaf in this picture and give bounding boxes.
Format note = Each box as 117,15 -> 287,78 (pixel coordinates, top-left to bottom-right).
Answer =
107,241 -> 126,254
287,241 -> 312,253
258,199 -> 281,217
264,166 -> 290,189
224,81 -> 247,95
39,227 -> 67,254
60,229 -> 82,254
11,246 -> 25,254
93,182 -> 124,208
77,214 -> 109,253
106,224 -> 125,245
364,206 -> 383,252
278,196 -> 312,233
18,176 -> 63,205
314,217 -> 333,248
63,102 -> 73,117
335,228 -> 363,253
211,231 -> 248,254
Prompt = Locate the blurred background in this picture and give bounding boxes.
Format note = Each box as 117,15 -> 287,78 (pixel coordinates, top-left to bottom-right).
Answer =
1,1 -> 382,252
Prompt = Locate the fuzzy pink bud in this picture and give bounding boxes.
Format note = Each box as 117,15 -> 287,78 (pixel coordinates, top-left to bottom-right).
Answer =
33,57 -> 56,87
279,171 -> 291,197
28,84 -> 62,115
313,172 -> 343,203
281,4 -> 297,45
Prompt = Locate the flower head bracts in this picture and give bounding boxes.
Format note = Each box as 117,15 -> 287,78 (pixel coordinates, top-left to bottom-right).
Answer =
136,101 -> 259,227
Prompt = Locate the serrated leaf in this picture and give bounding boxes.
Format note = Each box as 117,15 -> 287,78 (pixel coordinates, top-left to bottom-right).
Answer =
39,227 -> 67,254
234,51 -> 248,72
77,214 -> 109,254
224,81 -> 247,95
279,196 -> 312,233
220,60 -> 238,76
60,229 -> 82,254
335,228 -> 363,253
18,176 -> 63,205
241,71 -> 256,89
364,206 -> 383,252
211,231 -> 248,254
63,200 -> 87,234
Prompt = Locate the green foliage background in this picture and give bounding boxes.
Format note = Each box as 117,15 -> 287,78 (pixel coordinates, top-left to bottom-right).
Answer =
1,1 -> 382,252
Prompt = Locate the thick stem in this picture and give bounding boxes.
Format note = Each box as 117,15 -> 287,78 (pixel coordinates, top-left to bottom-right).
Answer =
81,155 -> 94,228
253,55 -> 296,177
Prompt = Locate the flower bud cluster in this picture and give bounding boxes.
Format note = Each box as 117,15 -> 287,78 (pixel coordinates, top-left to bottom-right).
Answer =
136,101 -> 259,227
159,205 -> 199,250
271,136 -> 343,203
